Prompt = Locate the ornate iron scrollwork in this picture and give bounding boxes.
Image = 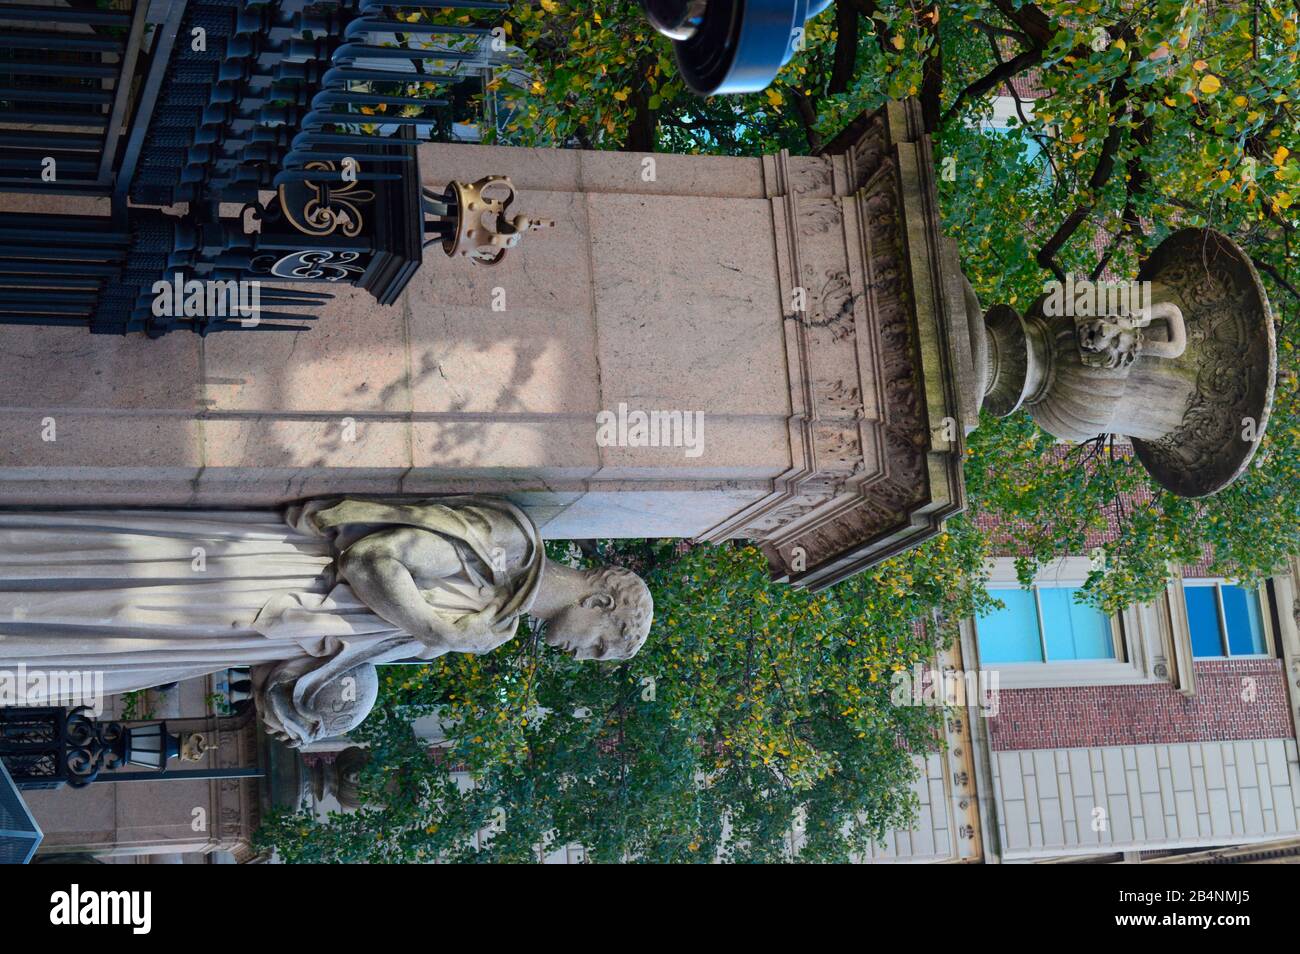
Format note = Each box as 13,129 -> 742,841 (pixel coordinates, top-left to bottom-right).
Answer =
251,249 -> 368,282
62,707 -> 127,787
278,161 -> 376,239
0,706 -> 128,788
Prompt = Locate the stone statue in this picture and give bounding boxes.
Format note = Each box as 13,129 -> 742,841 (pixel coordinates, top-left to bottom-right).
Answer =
0,497 -> 653,746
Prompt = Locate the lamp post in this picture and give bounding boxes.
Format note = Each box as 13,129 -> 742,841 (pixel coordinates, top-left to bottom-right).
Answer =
0,707 -> 183,789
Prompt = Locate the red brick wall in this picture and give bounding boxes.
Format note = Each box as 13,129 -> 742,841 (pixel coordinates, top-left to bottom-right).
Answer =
987,659 -> 1294,750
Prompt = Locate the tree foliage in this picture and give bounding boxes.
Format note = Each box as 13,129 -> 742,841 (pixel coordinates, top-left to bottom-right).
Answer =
257,530 -> 991,863
940,0 -> 1300,610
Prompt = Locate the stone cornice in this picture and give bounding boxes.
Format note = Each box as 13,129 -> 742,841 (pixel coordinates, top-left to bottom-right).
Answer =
700,99 -> 973,591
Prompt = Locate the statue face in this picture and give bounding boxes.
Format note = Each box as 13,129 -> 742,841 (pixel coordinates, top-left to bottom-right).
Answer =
544,592 -> 636,661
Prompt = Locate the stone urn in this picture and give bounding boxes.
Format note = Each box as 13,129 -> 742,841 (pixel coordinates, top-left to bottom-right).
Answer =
970,228 -> 1276,496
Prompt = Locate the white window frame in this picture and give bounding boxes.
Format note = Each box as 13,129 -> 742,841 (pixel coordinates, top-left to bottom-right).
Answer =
971,557 -> 1180,690
1270,557 -> 1300,742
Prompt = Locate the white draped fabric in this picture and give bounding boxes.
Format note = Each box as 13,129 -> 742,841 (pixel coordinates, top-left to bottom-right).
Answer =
0,499 -> 544,706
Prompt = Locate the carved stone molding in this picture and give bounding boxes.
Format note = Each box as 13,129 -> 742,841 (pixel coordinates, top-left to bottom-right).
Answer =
205,692 -> 262,861
700,100 -> 973,590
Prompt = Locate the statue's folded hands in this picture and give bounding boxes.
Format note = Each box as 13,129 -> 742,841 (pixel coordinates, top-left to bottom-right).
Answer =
448,602 -> 513,653
253,657 -> 381,748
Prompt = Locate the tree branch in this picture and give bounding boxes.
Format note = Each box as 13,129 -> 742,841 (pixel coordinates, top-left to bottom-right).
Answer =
790,88 -> 823,152
971,18 -> 1031,45
988,0 -> 1056,47
918,5 -> 942,132
1252,256 -> 1300,305
828,0 -> 859,96
1036,65 -> 1139,280
1090,114 -> 1154,280
622,57 -> 657,153
941,47 -> 1042,124
983,29 -> 1061,180
845,0 -> 891,56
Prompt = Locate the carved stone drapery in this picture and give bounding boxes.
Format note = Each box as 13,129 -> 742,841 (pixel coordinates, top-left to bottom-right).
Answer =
699,100 -> 973,590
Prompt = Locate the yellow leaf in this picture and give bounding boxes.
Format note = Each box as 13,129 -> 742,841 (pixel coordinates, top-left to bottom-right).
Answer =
1198,74 -> 1221,95
1274,145 -> 1291,166
613,88 -> 629,101
539,0 -> 558,12
765,87 -> 783,108
891,34 -> 905,50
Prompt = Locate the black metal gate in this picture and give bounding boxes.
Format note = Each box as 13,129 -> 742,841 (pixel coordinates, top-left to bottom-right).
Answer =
0,0 -> 149,193
0,0 -> 506,334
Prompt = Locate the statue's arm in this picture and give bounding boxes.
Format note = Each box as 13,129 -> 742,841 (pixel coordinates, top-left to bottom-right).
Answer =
337,531 -> 505,653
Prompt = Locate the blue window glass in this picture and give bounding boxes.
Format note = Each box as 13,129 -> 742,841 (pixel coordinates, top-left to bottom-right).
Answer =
980,588 -> 1043,662
984,124 -> 1045,166
1222,585 -> 1266,655
1184,585 -> 1224,657
1039,587 -> 1114,660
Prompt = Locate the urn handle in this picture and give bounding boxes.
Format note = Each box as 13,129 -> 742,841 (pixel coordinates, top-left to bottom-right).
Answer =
1076,301 -> 1186,369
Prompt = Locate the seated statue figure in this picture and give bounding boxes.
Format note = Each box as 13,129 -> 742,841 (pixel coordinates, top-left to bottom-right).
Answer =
0,497 -> 653,746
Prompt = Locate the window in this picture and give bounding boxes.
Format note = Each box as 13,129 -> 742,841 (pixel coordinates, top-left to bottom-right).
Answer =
969,558 -> 1181,689
1182,581 -> 1268,658
978,585 -> 1115,664
980,98 -> 1049,179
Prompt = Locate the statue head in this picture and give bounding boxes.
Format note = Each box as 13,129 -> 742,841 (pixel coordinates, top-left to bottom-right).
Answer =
544,566 -> 654,661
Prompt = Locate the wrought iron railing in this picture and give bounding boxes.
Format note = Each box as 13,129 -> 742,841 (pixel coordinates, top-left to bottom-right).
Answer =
0,0 -> 507,335
0,0 -> 149,193
129,0 -> 504,204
